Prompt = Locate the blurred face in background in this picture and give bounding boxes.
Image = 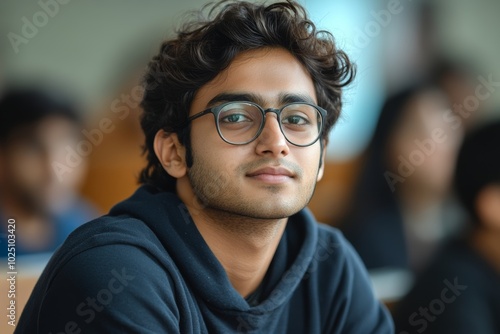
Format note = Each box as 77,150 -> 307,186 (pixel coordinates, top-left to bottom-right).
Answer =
0,115 -> 86,214
387,90 -> 464,196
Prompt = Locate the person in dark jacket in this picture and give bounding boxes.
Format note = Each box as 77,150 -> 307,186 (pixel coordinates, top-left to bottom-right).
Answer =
16,1 -> 393,333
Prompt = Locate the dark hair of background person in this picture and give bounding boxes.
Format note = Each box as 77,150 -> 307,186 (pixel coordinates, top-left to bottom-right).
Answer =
454,121 -> 500,224
0,88 -> 81,144
139,0 -> 356,192
340,84 -> 432,269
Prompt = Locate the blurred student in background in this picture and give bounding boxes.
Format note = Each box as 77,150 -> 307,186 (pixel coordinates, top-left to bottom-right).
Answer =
394,120 -> 500,333
341,84 -> 465,279
0,88 -> 98,257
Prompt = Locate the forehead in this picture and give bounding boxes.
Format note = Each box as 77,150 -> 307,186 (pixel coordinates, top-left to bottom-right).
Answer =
403,90 -> 448,126
6,116 -> 78,146
191,48 -> 317,111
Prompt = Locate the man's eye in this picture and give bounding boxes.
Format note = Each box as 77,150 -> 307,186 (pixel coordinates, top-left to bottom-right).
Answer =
282,115 -> 309,125
221,113 -> 251,123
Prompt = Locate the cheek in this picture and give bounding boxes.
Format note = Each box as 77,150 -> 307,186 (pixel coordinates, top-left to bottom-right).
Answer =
294,147 -> 322,179
191,128 -> 237,172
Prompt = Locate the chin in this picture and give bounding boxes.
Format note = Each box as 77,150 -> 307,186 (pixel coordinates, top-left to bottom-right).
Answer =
247,200 -> 304,219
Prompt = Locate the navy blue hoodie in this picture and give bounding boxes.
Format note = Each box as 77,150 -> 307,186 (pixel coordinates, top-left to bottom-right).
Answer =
16,185 -> 393,333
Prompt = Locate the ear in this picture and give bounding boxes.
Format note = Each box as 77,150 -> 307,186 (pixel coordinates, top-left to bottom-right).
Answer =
153,130 -> 187,179
475,185 -> 500,230
316,140 -> 327,182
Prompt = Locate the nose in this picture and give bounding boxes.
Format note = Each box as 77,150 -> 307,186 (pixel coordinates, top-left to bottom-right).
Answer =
254,114 -> 290,158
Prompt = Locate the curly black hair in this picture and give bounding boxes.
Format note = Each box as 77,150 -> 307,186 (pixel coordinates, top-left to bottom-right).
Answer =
140,0 -> 356,192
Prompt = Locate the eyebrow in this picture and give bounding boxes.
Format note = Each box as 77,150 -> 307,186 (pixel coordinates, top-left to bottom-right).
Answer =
207,93 -> 264,107
206,92 -> 316,108
278,93 -> 316,105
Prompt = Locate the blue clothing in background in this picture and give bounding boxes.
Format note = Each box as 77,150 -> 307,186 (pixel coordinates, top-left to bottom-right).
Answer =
16,185 -> 394,333
0,199 -> 97,258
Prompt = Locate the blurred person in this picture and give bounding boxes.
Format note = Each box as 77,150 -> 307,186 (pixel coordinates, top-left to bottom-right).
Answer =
394,120 -> 500,333
0,88 -> 98,257
341,84 -> 465,281
16,1 -> 394,333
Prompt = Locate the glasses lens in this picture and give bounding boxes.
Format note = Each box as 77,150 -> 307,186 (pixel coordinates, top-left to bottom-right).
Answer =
217,103 -> 263,144
280,104 -> 322,146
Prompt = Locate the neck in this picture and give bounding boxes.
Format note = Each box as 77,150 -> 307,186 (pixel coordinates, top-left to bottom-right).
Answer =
471,227 -> 500,274
179,185 -> 286,298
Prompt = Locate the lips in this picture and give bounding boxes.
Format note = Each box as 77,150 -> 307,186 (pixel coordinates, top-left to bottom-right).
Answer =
246,166 -> 294,177
246,166 -> 295,184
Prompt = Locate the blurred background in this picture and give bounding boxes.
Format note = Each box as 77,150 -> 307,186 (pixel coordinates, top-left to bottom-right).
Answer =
1,0 -> 500,332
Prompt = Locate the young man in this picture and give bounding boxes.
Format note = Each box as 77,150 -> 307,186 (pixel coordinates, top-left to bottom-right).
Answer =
394,120 -> 500,333
17,1 -> 393,332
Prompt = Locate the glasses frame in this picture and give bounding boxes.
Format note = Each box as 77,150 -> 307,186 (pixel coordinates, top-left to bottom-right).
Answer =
185,101 -> 327,147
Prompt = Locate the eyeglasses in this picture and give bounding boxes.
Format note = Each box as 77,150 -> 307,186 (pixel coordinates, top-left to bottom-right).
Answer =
185,101 -> 326,147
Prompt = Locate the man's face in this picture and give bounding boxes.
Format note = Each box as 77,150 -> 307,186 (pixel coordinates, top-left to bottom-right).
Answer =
0,116 -> 84,213
179,47 -> 325,219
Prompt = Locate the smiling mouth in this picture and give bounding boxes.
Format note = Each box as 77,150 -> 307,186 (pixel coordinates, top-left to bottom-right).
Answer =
246,166 -> 295,184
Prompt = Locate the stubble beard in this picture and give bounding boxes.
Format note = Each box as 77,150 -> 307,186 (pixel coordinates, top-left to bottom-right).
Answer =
187,155 -> 317,225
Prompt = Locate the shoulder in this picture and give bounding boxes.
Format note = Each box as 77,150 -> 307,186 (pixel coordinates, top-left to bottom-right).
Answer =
62,214 -> 165,257
38,243 -> 179,332
42,214 -> 174,300
47,243 -> 176,307
309,223 -> 395,333
15,213 -> 184,332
